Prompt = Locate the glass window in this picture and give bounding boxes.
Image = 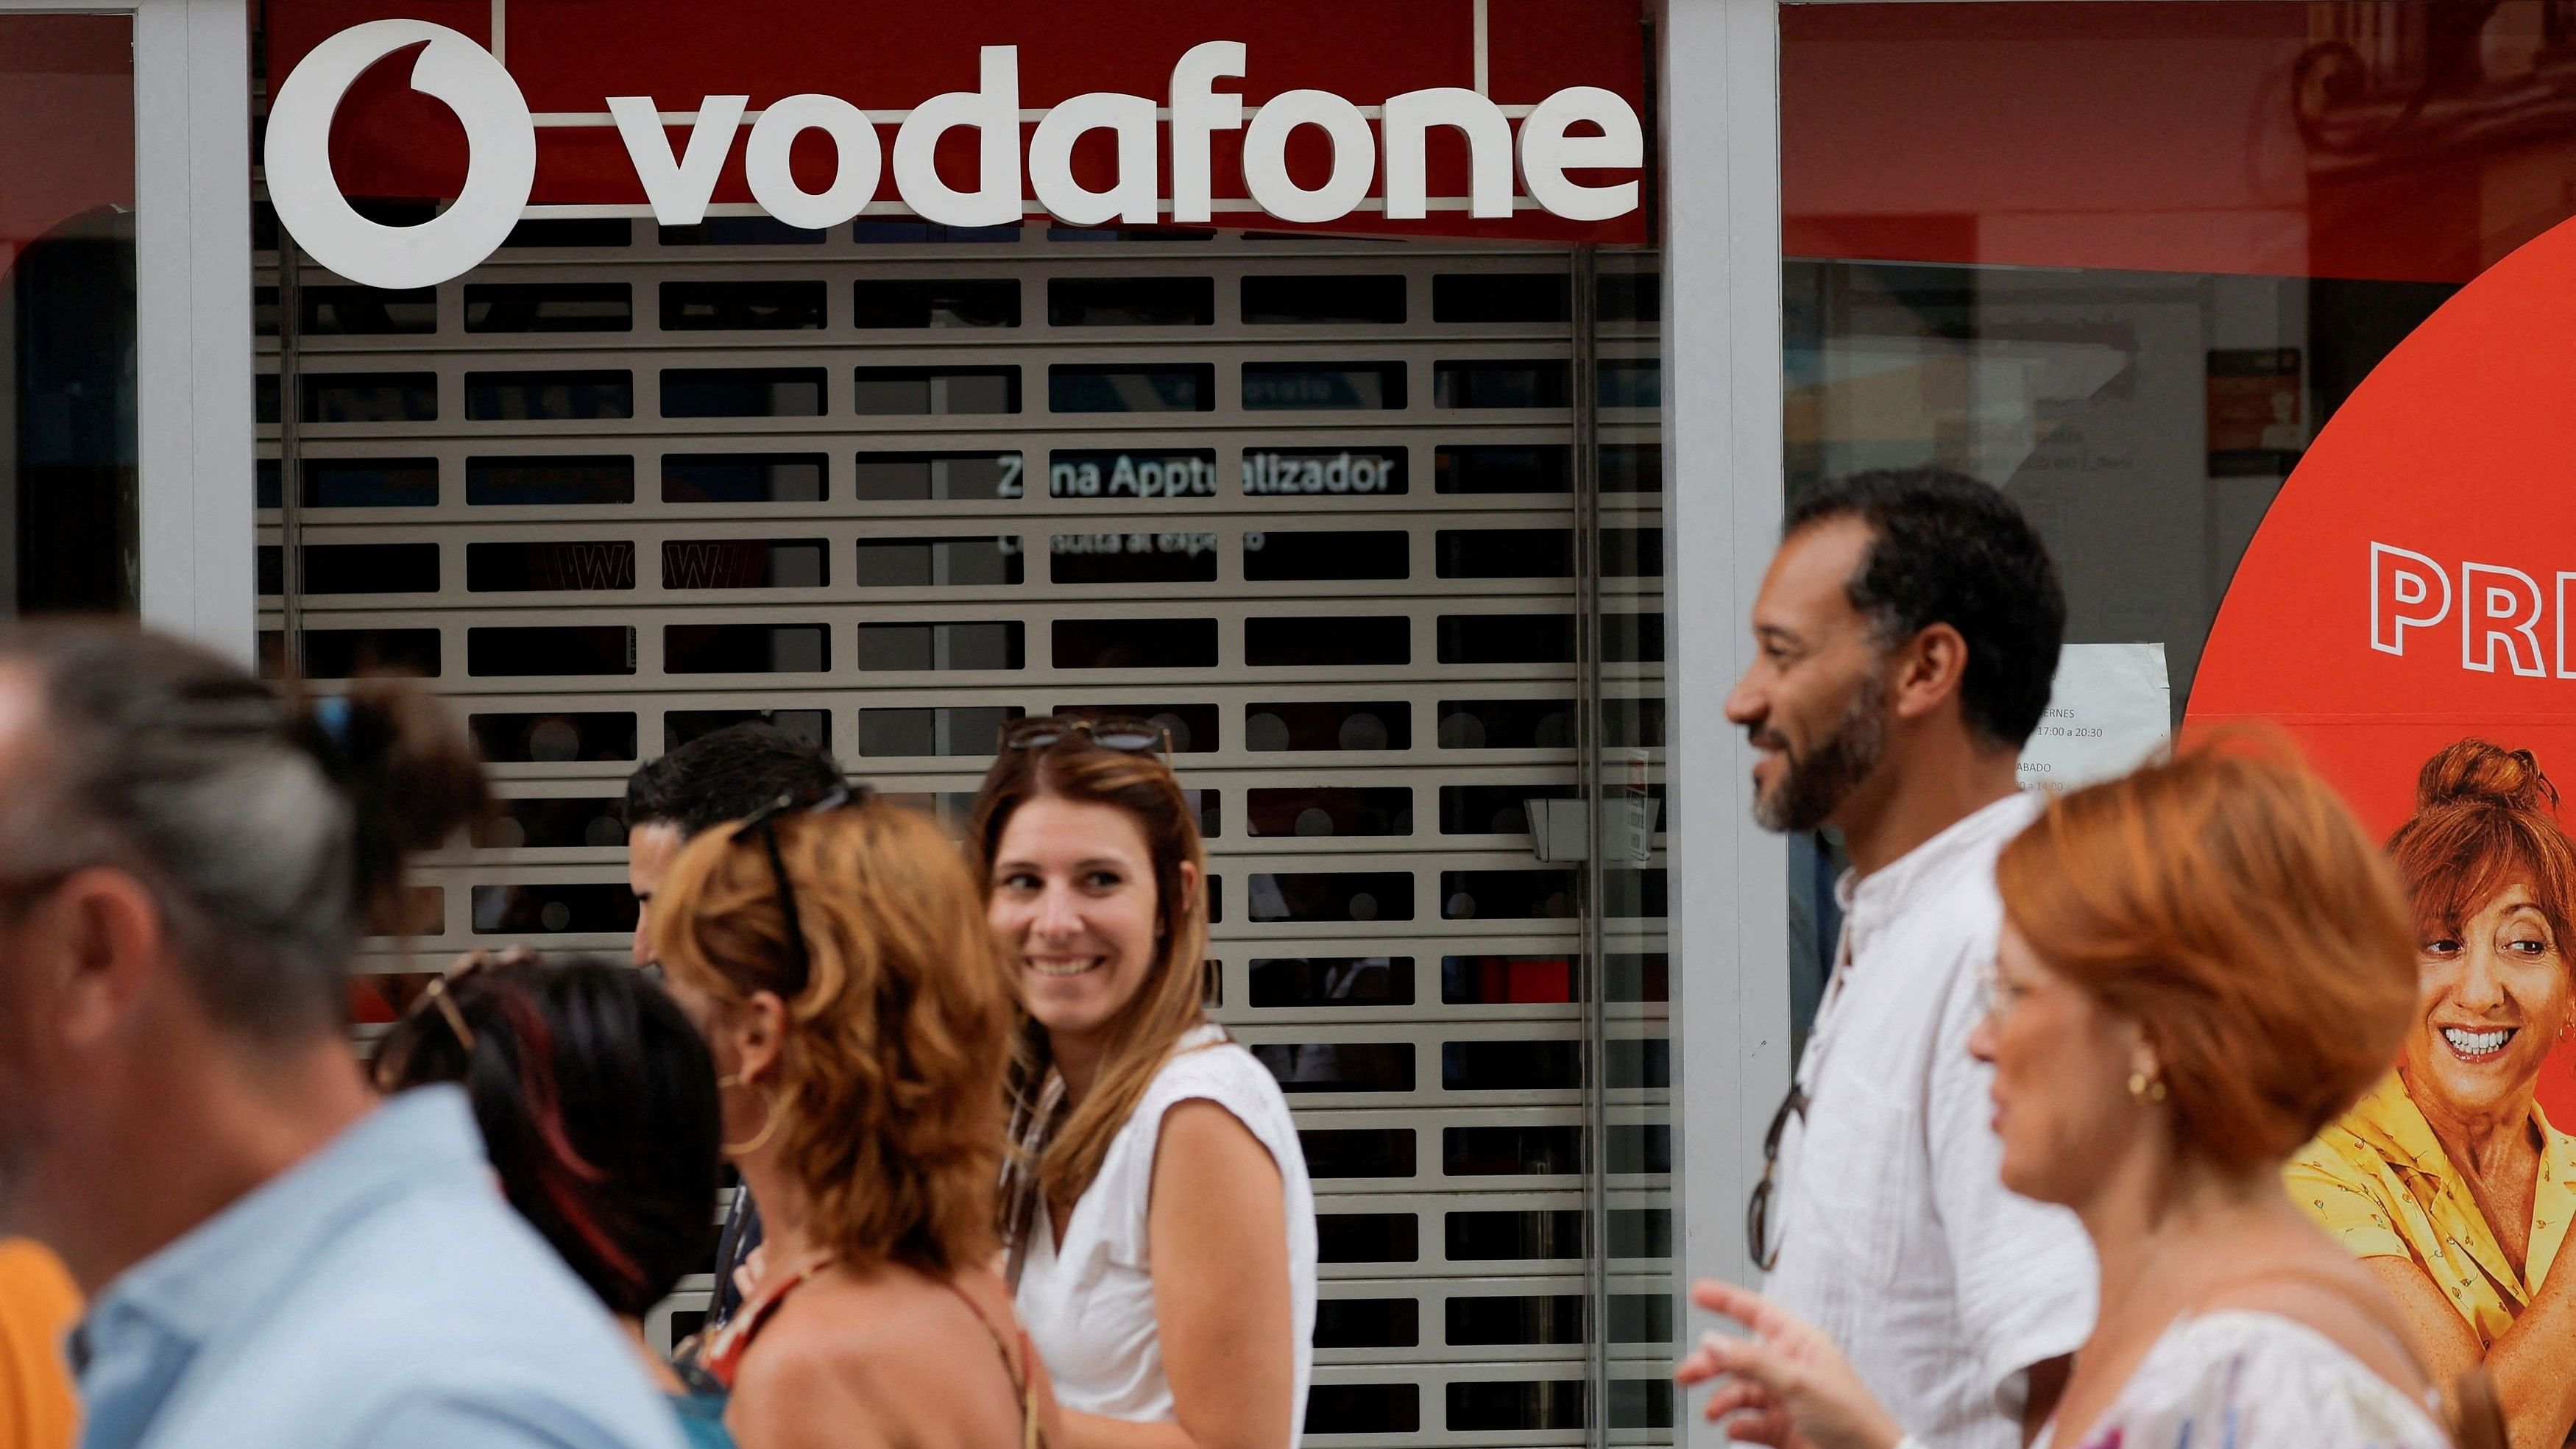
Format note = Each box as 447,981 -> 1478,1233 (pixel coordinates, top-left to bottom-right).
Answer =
4,17 -> 136,617
1780,1 -> 2576,1037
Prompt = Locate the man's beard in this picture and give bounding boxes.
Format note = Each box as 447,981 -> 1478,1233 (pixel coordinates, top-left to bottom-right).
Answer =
1753,671 -> 1889,833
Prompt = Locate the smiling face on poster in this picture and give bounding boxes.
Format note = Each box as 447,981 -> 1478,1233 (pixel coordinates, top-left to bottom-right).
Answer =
2186,206 -> 2576,1385
2285,738 -> 2576,1358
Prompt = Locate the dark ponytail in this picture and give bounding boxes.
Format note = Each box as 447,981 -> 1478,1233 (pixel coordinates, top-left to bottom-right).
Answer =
1,622 -> 490,1042
375,957 -> 723,1318
290,676 -> 491,935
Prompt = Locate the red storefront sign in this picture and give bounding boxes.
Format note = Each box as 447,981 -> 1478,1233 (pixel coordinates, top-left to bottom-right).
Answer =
264,0 -> 1649,286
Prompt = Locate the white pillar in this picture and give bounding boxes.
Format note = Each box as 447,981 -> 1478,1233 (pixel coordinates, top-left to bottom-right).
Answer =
132,0 -> 255,660
1657,0 -> 1791,1404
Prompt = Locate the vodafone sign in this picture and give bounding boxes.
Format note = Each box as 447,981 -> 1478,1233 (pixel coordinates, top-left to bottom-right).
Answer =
265,4 -> 1649,290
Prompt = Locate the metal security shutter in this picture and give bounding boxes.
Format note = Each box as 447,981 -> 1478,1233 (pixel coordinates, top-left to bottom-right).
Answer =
257,221 -> 1671,1448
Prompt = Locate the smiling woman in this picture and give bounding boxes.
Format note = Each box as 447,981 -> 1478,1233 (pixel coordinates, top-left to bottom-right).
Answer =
2288,738 -> 2576,1445
969,720 -> 1317,1449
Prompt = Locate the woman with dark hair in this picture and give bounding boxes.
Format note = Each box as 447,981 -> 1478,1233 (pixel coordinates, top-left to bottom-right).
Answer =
375,954 -> 730,1448
2290,739 -> 2576,1446
970,718 -> 1317,1449
651,795 -> 1060,1449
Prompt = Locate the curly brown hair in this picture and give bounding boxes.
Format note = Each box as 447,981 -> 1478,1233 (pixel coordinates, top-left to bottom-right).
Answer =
653,799 -> 1011,1273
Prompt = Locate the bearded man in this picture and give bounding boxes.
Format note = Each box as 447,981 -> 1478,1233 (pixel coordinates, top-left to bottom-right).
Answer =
1708,469 -> 2095,1449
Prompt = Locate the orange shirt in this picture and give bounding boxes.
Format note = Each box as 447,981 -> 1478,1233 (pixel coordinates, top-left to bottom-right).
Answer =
0,1240 -> 79,1449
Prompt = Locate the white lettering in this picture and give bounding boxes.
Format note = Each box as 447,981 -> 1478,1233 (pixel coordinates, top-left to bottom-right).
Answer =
1167,42 -> 1247,225
2464,562 -> 2547,676
1029,91 -> 1159,226
1518,85 -> 1643,222
1242,450 -> 1394,495
745,94 -> 881,229
2371,542 -> 2452,656
264,20 -> 535,289
266,26 -> 1651,281
609,95 -> 745,226
1242,89 -> 1376,224
894,46 -> 1022,227
1382,87 -> 1513,220
2559,573 -> 2576,679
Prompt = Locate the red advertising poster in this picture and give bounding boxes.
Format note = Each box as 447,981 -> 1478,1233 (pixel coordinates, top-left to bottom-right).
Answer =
2189,211 -> 2576,1353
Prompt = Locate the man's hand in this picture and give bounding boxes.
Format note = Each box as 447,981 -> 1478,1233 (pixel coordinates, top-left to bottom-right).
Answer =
1675,1279 -> 1908,1449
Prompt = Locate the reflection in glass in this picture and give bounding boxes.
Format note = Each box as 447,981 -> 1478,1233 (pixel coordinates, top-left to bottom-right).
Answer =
468,283 -> 631,333
470,712 -> 637,764
465,370 -> 624,421
658,281 -> 820,331
852,279 -> 1020,328
466,626 -> 633,676
664,709 -> 827,751
1317,1212 -> 1419,1263
464,541 -> 634,592
662,453 -> 826,504
467,456 -> 634,506
852,451 -> 1022,501
1242,530 -> 1407,582
1247,957 -> 1414,1007
259,457 -> 439,508
1242,701 -> 1408,752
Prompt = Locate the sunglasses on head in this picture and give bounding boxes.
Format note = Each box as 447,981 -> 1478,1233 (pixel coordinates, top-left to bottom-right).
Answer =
998,714 -> 1172,761
729,784 -> 871,997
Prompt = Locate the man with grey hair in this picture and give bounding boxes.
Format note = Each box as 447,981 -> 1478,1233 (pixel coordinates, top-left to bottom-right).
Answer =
0,623 -> 682,1449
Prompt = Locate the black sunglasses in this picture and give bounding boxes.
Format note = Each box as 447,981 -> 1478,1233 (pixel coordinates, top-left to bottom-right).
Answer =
998,714 -> 1172,760
1744,1080 -> 1808,1273
729,784 -> 871,996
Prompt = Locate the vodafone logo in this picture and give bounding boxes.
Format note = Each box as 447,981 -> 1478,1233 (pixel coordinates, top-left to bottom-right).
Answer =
266,24 -> 1643,291
264,21 -> 536,291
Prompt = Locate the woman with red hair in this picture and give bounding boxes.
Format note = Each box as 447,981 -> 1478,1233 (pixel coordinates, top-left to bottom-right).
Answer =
2290,740 -> 2576,1448
1677,748 -> 2458,1447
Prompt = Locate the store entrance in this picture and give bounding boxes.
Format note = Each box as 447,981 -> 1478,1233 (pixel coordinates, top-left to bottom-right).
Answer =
260,218 -> 1670,1442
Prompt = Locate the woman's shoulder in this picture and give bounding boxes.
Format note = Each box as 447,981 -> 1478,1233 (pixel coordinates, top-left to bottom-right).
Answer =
1139,1030 -> 1292,1120
2081,1311 -> 2446,1449
735,1270 -> 1023,1425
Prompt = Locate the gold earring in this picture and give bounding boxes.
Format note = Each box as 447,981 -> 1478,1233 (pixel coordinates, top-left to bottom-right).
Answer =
717,1073 -> 788,1155
2128,1071 -> 2168,1102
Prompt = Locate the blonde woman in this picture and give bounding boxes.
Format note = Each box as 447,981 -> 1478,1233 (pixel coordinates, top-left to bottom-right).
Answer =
971,719 -> 1317,1449
654,792 -> 1062,1449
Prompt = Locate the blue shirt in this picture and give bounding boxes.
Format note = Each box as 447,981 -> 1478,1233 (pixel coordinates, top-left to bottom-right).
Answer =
665,1392 -> 734,1449
71,1086 -> 684,1449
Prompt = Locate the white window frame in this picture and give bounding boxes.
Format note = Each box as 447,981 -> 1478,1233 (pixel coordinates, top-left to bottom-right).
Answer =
1,0 -> 253,658
1659,0 -> 1793,1402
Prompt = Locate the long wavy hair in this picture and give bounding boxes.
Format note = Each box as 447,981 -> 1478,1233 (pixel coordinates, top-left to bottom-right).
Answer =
653,799 -> 1013,1274
969,737 -> 1209,1223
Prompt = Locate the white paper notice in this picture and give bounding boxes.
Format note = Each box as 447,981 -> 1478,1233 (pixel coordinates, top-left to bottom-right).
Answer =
2018,642 -> 2171,792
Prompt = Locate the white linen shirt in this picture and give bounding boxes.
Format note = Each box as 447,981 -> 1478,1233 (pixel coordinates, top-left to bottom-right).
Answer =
1764,791 -> 2096,1449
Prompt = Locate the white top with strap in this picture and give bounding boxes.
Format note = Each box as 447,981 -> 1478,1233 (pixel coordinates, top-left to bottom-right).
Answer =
1016,1024 -> 1320,1442
2034,1311 -> 2449,1449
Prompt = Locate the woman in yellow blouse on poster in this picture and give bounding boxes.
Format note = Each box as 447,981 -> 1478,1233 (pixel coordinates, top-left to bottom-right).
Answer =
2288,740 -> 2576,1448
0,1238 -> 79,1449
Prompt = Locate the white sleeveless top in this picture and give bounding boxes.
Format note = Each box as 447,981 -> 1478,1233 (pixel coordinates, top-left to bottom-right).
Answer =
1016,1025 -> 1319,1442
2033,1311 -> 2448,1449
